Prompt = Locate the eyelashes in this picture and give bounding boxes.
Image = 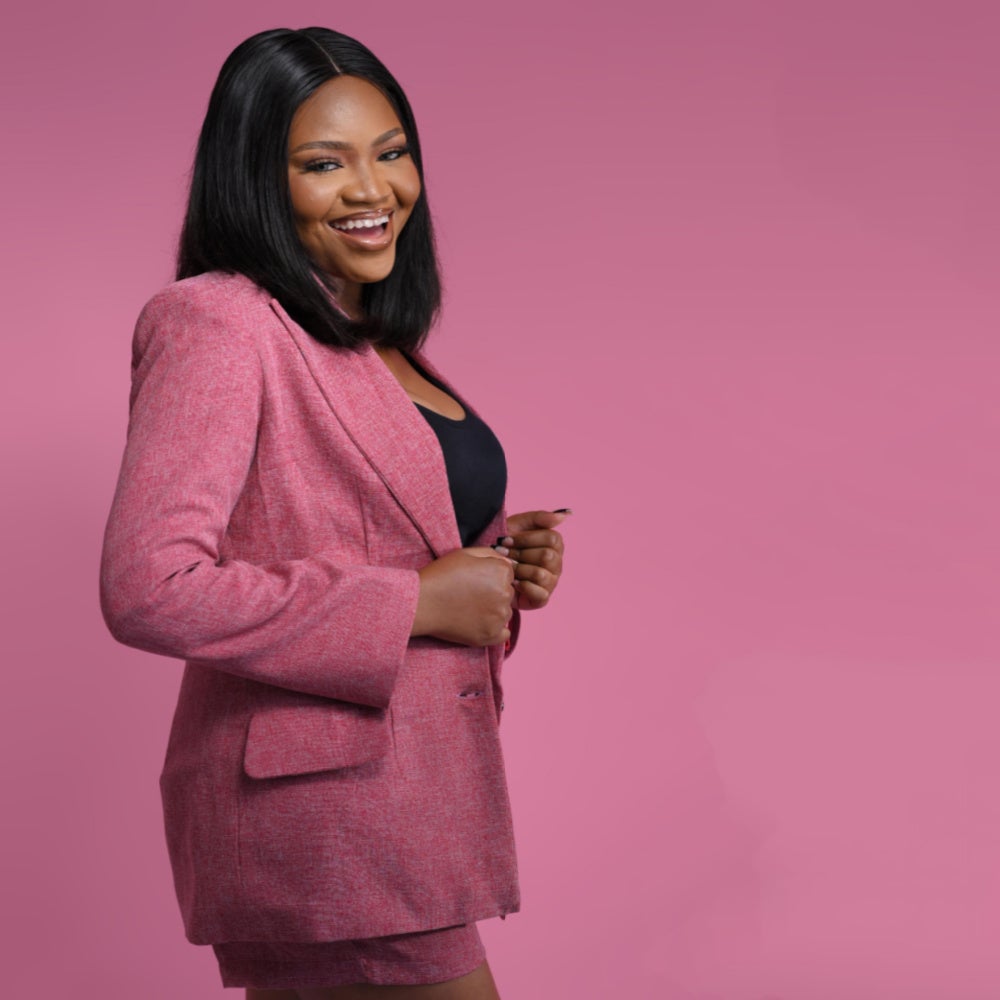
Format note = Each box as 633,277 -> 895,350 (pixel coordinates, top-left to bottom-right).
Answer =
378,145 -> 411,162
302,160 -> 342,173
301,145 -> 412,173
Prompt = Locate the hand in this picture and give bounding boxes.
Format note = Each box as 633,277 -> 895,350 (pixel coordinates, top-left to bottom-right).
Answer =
499,509 -> 570,611
412,548 -> 516,646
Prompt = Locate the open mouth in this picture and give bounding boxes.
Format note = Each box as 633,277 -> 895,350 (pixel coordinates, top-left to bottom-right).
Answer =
329,212 -> 392,246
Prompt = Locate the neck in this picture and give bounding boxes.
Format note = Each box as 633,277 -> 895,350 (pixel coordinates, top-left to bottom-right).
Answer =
338,283 -> 362,320
325,276 -> 362,320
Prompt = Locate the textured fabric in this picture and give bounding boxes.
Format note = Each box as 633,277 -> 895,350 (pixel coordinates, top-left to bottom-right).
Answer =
213,923 -> 485,989
101,271 -> 520,945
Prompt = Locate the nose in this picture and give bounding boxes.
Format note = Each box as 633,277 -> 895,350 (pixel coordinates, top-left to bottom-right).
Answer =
341,160 -> 391,205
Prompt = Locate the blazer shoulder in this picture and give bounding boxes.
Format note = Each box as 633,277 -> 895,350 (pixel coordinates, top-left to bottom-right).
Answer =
139,271 -> 273,326
134,272 -> 277,361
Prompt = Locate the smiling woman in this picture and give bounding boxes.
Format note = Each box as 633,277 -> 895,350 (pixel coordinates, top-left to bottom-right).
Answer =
287,76 -> 422,315
175,27 -> 441,351
100,25 -> 569,1000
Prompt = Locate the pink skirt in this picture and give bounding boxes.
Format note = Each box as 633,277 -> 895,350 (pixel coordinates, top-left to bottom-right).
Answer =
213,923 -> 486,989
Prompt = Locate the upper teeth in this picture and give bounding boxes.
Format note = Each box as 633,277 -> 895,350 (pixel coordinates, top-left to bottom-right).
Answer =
333,214 -> 390,231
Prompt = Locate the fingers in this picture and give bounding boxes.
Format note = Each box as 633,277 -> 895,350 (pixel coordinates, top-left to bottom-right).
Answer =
413,547 -> 517,646
501,531 -> 565,610
513,560 -> 557,592
503,529 -> 564,555
502,514 -> 570,570
511,547 -> 561,582
506,536 -> 563,592
467,546 -> 517,591
510,552 -> 560,612
492,512 -> 571,613
507,541 -> 562,569
513,577 -> 553,610
505,509 -> 572,535
465,545 -> 514,562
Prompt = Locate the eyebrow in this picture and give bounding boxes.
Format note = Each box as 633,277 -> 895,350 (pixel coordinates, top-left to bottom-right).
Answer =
290,127 -> 405,154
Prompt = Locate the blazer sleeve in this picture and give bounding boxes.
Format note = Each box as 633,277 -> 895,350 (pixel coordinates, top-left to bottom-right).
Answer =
100,289 -> 420,708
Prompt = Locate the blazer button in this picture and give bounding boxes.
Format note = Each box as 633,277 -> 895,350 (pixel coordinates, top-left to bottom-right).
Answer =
500,701 -> 505,711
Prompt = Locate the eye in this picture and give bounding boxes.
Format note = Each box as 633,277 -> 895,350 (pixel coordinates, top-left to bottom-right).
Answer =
302,159 -> 342,173
379,145 -> 411,162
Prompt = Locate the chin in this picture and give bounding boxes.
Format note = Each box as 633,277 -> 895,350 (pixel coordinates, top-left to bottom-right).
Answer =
345,260 -> 397,286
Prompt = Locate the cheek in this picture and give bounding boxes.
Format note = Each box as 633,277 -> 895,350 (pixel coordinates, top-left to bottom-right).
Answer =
397,165 -> 422,209
288,175 -> 330,223
393,167 -> 423,234
292,215 -> 330,258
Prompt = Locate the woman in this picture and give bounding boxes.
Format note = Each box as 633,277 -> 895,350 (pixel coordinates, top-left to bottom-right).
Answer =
100,27 -> 568,1000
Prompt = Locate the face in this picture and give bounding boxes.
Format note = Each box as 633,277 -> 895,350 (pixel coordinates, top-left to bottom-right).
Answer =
287,75 -> 422,313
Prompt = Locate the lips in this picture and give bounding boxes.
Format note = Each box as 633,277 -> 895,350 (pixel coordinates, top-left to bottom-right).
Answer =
328,211 -> 393,249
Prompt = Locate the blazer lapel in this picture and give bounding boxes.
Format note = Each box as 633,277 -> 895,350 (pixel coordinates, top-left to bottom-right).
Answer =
269,300 -> 462,557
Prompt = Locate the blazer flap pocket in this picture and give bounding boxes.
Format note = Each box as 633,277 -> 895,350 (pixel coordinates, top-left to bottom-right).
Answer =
244,701 -> 389,780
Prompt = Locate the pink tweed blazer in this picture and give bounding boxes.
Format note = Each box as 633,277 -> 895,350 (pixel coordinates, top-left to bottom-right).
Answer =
100,271 -> 520,944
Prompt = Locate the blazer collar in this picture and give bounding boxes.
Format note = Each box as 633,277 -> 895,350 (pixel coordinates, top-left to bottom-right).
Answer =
269,299 -> 462,557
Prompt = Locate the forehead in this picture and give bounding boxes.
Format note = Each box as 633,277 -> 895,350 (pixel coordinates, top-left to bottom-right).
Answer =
289,75 -> 402,142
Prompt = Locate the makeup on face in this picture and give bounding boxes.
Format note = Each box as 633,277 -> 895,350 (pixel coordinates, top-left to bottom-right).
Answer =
287,75 -> 422,310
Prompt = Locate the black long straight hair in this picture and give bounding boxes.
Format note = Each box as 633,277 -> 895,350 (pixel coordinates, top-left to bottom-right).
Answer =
177,27 -> 441,350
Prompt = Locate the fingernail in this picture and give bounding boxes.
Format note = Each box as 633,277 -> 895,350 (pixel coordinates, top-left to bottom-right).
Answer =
496,535 -> 514,546
491,545 -> 510,556
552,508 -> 573,514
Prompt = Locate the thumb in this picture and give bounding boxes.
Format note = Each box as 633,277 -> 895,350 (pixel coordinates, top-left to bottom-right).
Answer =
505,508 -> 574,534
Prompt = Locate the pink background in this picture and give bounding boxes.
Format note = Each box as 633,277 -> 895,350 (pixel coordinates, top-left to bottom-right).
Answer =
3,2 -> 1000,997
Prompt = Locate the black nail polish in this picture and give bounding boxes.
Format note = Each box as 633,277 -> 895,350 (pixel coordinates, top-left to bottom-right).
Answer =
551,508 -> 573,514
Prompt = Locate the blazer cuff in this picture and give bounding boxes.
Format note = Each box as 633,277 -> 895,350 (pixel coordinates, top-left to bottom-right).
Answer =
314,565 -> 421,707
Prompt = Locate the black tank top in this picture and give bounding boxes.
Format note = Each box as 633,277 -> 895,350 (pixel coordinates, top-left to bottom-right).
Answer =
409,359 -> 507,547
